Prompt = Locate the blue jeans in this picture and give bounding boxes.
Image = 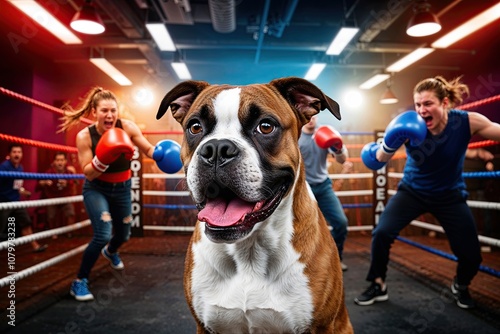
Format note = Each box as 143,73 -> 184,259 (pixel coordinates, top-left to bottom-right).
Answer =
77,179 -> 132,279
367,182 -> 482,286
309,178 -> 348,259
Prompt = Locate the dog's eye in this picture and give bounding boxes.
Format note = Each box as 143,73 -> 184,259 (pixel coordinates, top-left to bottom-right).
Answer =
189,122 -> 203,135
257,121 -> 274,135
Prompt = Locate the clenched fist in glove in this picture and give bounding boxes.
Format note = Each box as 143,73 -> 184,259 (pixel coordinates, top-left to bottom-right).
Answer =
91,128 -> 134,173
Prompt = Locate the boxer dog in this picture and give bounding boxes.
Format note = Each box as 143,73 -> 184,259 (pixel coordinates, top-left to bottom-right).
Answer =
157,77 -> 353,333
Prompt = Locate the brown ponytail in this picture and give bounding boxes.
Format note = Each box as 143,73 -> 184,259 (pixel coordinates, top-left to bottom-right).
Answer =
59,87 -> 118,132
413,76 -> 469,108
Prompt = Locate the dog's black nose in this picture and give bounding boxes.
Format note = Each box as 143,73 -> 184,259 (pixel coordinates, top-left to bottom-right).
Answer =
199,139 -> 239,167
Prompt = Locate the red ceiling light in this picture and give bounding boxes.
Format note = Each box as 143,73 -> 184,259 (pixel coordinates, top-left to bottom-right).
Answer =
70,0 -> 105,35
406,1 -> 441,37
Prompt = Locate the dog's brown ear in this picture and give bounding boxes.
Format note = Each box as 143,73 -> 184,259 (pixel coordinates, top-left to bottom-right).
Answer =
157,80 -> 210,123
269,77 -> 341,122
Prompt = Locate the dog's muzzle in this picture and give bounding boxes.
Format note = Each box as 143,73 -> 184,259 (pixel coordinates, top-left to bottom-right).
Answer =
192,138 -> 291,243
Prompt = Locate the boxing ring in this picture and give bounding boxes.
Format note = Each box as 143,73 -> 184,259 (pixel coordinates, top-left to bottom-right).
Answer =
1,87 -> 500,332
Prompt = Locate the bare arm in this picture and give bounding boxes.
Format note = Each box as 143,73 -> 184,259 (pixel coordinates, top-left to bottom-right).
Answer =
469,112 -> 500,141
76,128 -> 101,181
465,148 -> 494,161
121,119 -> 155,159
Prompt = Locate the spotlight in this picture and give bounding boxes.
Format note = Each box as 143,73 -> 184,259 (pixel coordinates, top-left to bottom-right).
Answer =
70,0 -> 105,35
406,1 -> 441,37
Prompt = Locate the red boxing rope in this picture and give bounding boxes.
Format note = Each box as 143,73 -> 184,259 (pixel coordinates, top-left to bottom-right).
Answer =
0,86 -> 93,125
142,130 -> 184,135
467,140 -> 499,149
457,94 -> 500,110
0,133 -> 77,153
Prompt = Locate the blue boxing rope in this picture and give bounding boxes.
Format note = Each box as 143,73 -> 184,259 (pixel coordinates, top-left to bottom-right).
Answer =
0,171 -> 85,179
144,203 -> 197,210
396,236 -> 500,278
143,203 -> 373,210
342,203 -> 372,208
462,171 -> 500,179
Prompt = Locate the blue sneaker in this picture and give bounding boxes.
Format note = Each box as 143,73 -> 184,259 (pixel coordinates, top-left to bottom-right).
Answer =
101,247 -> 124,270
70,279 -> 94,301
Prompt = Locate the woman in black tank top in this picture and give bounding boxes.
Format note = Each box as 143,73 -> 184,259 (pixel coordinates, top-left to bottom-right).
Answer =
60,87 -> 156,302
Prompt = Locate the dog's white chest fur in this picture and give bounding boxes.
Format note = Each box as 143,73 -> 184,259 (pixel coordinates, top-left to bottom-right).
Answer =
190,198 -> 314,333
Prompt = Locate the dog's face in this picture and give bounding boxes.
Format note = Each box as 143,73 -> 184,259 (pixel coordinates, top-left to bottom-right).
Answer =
157,77 -> 340,244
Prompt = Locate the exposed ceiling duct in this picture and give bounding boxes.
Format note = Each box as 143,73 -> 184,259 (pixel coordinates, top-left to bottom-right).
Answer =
208,0 -> 236,33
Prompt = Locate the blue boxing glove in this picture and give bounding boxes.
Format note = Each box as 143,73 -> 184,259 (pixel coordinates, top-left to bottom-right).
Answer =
153,140 -> 183,174
361,111 -> 426,171
381,110 -> 427,154
361,142 -> 386,170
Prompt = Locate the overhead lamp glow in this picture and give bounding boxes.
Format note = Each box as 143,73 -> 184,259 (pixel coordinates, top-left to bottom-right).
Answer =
304,63 -> 326,80
386,48 -> 434,72
7,0 -> 82,44
359,73 -> 390,89
379,87 -> 399,104
90,58 -> 132,86
406,1 -> 441,37
70,0 -> 105,35
172,62 -> 191,80
134,88 -> 154,106
431,2 -> 500,48
326,27 -> 360,55
343,89 -> 364,108
146,23 -> 176,51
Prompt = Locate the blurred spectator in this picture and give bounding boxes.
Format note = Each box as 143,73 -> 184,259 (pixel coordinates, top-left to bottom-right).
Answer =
37,152 -> 77,238
0,144 -> 47,252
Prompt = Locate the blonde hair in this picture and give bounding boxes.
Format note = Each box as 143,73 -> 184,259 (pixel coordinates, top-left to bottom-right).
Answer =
59,87 -> 118,132
413,76 -> 469,108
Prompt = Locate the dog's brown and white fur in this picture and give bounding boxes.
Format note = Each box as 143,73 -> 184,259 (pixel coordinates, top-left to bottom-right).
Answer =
157,77 -> 353,333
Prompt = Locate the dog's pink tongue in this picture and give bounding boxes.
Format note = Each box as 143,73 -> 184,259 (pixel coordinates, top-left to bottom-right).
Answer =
198,197 -> 254,227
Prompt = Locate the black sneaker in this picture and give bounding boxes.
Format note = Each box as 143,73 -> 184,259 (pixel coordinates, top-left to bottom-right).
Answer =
451,277 -> 475,309
354,282 -> 389,306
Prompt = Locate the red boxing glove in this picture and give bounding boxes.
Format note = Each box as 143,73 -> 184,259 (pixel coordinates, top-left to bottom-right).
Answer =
91,128 -> 134,173
314,125 -> 343,152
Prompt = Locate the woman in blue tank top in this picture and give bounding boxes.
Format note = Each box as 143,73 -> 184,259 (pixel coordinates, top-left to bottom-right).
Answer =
355,76 -> 500,309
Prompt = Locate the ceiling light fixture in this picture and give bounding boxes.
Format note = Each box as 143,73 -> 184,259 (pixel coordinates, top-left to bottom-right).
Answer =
326,27 -> 360,55
146,23 -> 177,51
90,56 -> 132,86
379,77 -> 399,105
304,63 -> 326,80
431,2 -> 500,48
380,88 -> 398,104
7,0 -> 82,44
406,1 -> 441,37
359,73 -> 390,89
70,0 -> 105,35
386,48 -> 434,72
172,62 -> 192,80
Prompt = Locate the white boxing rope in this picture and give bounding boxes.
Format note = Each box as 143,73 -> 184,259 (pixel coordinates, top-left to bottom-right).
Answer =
143,224 -> 375,232
388,190 -> 500,210
329,173 -> 373,180
336,190 -> 373,197
0,243 -> 88,288
143,173 -> 185,179
144,225 -> 195,232
0,219 -> 90,251
409,220 -> 500,248
388,172 -> 404,179
467,200 -> 500,210
143,190 -> 191,197
142,189 -> 373,198
0,195 -> 83,210
347,225 -> 373,232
